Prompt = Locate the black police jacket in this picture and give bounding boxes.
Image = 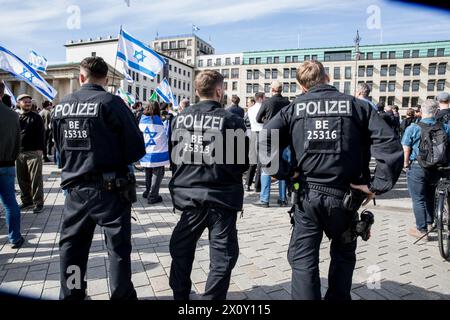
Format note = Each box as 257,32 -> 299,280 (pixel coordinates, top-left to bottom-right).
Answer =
52,84 -> 146,188
169,100 -> 249,211
261,84 -> 404,195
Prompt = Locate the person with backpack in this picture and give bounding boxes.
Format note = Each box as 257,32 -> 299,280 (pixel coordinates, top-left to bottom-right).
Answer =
435,92 -> 450,125
402,99 -> 450,240
399,108 -> 416,138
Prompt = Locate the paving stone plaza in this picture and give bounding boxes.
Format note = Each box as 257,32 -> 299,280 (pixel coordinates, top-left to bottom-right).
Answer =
0,162 -> 449,300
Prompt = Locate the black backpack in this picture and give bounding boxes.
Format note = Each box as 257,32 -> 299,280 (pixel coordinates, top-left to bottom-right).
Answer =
417,122 -> 449,169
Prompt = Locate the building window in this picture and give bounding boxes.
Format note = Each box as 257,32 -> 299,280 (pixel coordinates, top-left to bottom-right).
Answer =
437,79 -> 446,91
380,51 -> 387,59
128,85 -> 132,94
198,60 -> 203,67
312,55 -> 318,61
427,49 -> 435,57
216,58 -> 221,66
291,68 -> 297,79
427,80 -> 436,91
412,50 -> 419,58
254,70 -> 260,80
413,64 -> 421,76
207,59 -> 212,67
264,83 -> 270,93
274,57 -> 279,64
411,97 -> 419,107
267,57 -> 273,64
231,68 -> 239,79
387,96 -> 395,105
143,88 -> 147,101
304,55 -> 310,61
256,57 -> 261,64
380,81 -> 387,92
429,63 -> 437,75
344,82 -> 351,94
404,64 -> 411,76
403,50 -> 410,58
265,69 -> 270,79
187,39 -> 192,46
358,66 -> 365,77
366,81 -> 373,90
325,67 -> 329,75
232,82 -> 238,91
283,68 -> 289,78
366,52 -> 373,60
187,83 -> 190,91
389,51 -> 395,59
283,83 -> 289,93
333,67 -> 340,79
173,79 -> 177,88
188,71 -> 191,77
403,80 -> 411,92
366,65 -> 373,76
225,58 -> 231,65
183,82 -> 186,91
246,84 -> 252,94
285,56 -> 292,63
272,69 -> 278,79
253,84 -> 259,93
437,48 -> 445,57
292,56 -> 299,63
170,41 -> 176,49
235,57 -> 240,65
222,69 -> 229,79
380,65 -> 388,76
379,96 -> 386,105
249,58 -> 255,65
402,97 -> 410,108
333,82 -> 340,90
135,87 -> 140,100
247,70 -> 252,80
389,65 -> 396,76
290,83 -> 297,93
223,82 -> 228,90
412,80 -> 420,92
438,63 -> 447,75
345,66 -> 352,79
388,81 -> 396,92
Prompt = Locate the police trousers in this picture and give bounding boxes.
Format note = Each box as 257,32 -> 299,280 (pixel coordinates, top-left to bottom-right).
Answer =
288,190 -> 357,300
59,184 -> 137,300
169,207 -> 239,300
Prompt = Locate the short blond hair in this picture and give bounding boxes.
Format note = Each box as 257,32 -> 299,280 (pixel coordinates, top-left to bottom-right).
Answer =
271,81 -> 282,93
296,60 -> 328,90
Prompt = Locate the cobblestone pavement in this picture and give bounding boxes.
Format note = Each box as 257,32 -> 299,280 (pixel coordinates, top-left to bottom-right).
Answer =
0,163 -> 449,300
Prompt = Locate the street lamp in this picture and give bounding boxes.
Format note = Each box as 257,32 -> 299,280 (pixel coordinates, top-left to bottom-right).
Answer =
354,30 -> 361,95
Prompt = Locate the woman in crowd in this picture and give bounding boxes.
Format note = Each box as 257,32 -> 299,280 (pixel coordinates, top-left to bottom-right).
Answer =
139,101 -> 170,204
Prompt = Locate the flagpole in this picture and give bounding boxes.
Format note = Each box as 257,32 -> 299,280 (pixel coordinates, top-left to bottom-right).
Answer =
110,25 -> 122,94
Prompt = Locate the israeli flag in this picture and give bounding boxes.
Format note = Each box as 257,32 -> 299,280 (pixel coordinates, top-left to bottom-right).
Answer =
139,115 -> 170,168
28,50 -> 48,74
192,24 -> 200,32
123,64 -> 134,83
155,78 -> 178,107
2,81 -> 17,106
0,45 -> 57,101
117,28 -> 164,80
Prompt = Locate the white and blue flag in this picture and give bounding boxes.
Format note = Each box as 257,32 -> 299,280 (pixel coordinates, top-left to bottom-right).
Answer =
117,28 -> 165,80
28,50 -> 48,74
139,115 -> 170,168
0,45 -> 57,101
2,80 -> 17,106
192,24 -> 200,32
155,78 -> 178,107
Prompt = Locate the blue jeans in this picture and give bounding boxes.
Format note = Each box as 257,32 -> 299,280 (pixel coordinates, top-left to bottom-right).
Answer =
0,167 -> 22,244
260,148 -> 290,203
407,164 -> 439,232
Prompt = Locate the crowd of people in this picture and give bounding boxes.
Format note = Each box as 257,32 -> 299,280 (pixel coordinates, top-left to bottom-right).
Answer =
0,55 -> 448,301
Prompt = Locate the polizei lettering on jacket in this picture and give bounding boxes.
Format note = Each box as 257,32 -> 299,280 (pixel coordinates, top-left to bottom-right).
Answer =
53,103 -> 99,118
175,114 -> 224,130
295,100 -> 352,117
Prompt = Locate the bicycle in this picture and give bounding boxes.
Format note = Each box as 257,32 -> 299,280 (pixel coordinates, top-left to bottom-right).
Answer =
435,168 -> 450,261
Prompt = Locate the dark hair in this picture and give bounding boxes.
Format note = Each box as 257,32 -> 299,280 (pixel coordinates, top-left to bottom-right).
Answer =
195,70 -> 224,98
2,94 -> 12,108
42,100 -> 51,108
80,56 -> 108,79
255,92 -> 265,100
393,105 -> 399,112
0,81 -> 4,96
231,95 -> 240,105
144,101 -> 161,117
406,108 -> 415,118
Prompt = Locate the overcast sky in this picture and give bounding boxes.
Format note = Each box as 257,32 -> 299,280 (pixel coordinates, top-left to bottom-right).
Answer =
1,0 -> 449,63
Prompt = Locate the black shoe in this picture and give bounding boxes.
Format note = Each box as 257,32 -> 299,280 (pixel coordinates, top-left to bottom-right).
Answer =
277,199 -> 289,207
253,200 -> 269,208
11,237 -> 25,249
148,196 -> 163,204
33,205 -> 44,214
43,157 -> 51,163
19,203 -> 33,210
142,191 -> 149,199
245,185 -> 253,192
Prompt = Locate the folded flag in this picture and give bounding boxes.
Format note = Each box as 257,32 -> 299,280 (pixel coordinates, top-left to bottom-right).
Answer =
117,28 -> 165,80
0,45 -> 57,101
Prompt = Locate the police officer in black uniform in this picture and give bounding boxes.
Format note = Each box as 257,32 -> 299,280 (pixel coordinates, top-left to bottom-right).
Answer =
169,70 -> 248,300
261,60 -> 403,300
52,57 -> 145,300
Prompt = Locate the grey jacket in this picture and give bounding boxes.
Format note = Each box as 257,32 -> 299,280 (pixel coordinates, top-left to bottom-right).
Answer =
0,102 -> 21,167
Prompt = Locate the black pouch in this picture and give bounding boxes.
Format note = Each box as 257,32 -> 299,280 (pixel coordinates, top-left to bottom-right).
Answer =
342,189 -> 366,212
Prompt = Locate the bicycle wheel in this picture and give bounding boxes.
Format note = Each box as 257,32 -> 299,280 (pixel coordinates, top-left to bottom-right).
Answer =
436,189 -> 450,261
